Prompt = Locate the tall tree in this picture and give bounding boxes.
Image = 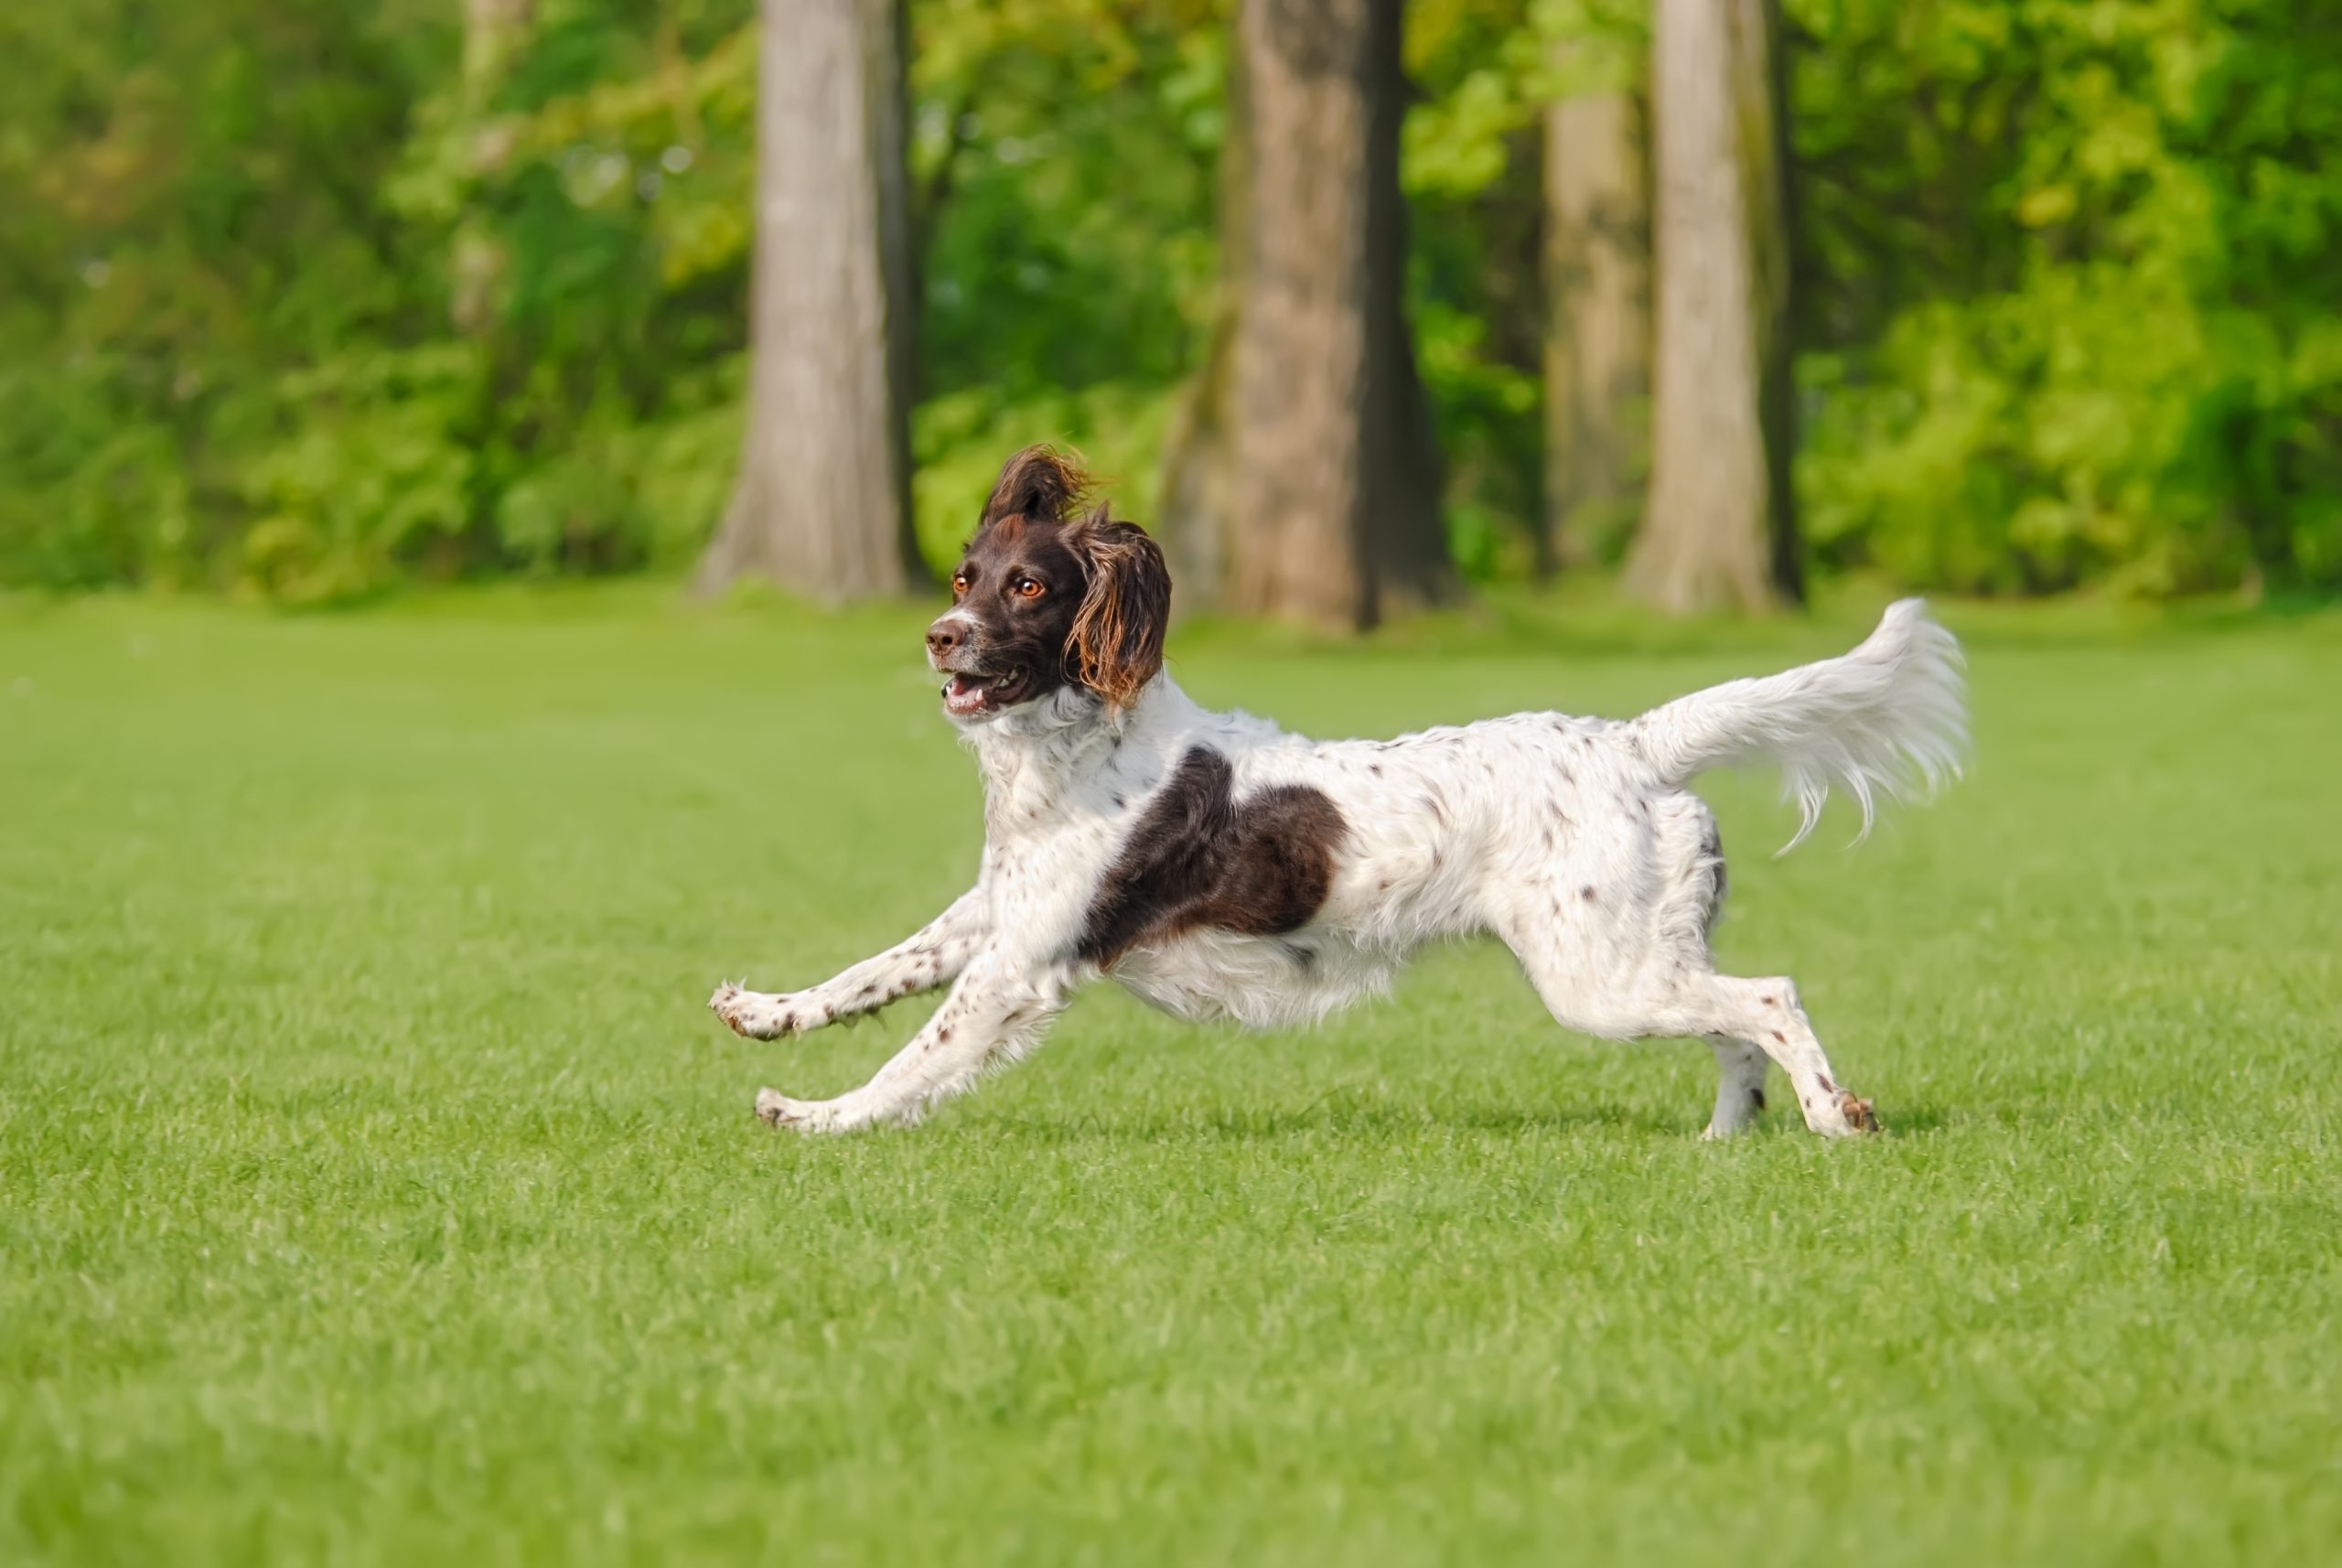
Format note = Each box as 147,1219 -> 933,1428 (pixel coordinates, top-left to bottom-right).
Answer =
1158,0 -> 1446,629
1541,37 -> 1648,573
700,0 -> 924,599
450,0 -> 533,335
1628,0 -> 1799,613
1154,24 -> 1249,615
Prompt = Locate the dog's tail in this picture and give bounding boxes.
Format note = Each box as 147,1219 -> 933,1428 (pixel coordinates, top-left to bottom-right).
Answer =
1628,599 -> 1967,853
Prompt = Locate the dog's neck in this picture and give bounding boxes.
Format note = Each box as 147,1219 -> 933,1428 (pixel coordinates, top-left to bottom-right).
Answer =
961,676 -> 1200,834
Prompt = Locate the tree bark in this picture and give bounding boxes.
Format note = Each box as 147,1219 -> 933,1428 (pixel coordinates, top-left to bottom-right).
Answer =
1155,298 -> 1240,617
1154,24 -> 1250,617
1165,0 -> 1446,630
1743,0 -> 1804,602
700,0 -> 924,599
451,0 -> 533,335
1629,0 -> 1799,613
1542,77 -> 1647,573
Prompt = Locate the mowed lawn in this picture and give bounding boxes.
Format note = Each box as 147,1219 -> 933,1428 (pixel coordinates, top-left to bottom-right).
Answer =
2,589 -> 2337,1567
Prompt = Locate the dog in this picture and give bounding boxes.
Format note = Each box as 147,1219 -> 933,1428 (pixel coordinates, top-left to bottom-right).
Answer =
710,446 -> 1965,1138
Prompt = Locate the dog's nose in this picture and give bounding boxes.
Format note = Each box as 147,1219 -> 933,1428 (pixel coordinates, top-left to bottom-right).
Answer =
926,618 -> 966,661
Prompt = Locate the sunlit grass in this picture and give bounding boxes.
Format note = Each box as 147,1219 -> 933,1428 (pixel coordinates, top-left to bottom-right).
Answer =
2,593 -> 2336,1565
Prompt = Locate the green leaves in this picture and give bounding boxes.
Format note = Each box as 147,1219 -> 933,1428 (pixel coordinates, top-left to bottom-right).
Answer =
0,0 -> 2333,597
1792,0 -> 2342,594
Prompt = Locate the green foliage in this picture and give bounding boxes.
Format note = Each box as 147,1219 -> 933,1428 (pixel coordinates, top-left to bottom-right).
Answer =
913,0 -> 1224,399
1,0 -> 2335,597
902,0 -> 1224,564
0,0 -> 446,592
1399,0 -> 1646,579
1402,0 -> 1553,581
914,381 -> 1178,564
1790,0 -> 2342,595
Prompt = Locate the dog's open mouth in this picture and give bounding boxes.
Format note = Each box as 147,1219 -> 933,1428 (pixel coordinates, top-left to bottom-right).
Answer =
942,669 -> 1026,716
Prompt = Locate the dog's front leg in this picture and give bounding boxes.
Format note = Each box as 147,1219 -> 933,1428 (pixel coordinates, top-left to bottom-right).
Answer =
753,950 -> 1078,1133
710,887 -> 990,1040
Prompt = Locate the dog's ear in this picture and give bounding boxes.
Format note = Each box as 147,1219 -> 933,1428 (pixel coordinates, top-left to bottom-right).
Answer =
1068,507 -> 1171,713
983,446 -> 1090,526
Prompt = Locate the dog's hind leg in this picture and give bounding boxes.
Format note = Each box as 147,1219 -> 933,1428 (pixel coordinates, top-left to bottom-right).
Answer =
1500,791 -> 1800,1136
1503,931 -> 1871,1139
1680,976 -> 1876,1137
1703,1036 -> 1769,1139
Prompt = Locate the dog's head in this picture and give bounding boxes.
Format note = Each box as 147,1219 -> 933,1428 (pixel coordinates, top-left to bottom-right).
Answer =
927,446 -> 1170,723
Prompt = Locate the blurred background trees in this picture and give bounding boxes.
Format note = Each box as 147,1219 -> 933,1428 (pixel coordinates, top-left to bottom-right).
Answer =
2,0 -> 2337,608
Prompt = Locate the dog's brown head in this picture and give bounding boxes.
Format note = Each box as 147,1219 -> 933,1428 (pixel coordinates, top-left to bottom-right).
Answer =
927,446 -> 1170,722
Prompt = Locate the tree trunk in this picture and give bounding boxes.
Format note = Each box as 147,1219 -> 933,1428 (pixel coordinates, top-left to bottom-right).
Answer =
1542,77 -> 1648,573
1629,0 -> 1799,613
700,0 -> 923,599
1166,0 -> 1445,630
1155,300 -> 1240,618
451,0 -> 533,334
1744,0 -> 1804,602
460,0 -> 532,83
1154,24 -> 1250,617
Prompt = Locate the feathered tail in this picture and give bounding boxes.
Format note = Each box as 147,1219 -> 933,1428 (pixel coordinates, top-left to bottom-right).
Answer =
1628,600 -> 1967,852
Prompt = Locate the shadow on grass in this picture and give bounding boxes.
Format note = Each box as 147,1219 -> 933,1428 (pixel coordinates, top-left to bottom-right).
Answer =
975,1092 -> 1687,1144
956,1090 -> 2021,1145
1874,1101 -> 1962,1135
1870,1098 -> 2120,1138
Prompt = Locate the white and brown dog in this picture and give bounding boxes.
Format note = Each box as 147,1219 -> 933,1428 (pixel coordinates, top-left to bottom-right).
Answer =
712,447 -> 1965,1138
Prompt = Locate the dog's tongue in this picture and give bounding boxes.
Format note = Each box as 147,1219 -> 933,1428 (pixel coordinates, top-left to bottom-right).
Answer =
943,674 -> 989,715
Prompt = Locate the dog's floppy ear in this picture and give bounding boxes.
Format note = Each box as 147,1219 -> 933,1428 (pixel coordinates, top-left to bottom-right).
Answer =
1068,506 -> 1171,713
983,445 -> 1090,525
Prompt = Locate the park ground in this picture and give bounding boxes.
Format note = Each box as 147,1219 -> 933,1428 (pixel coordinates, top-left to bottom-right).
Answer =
2,586 -> 2337,1565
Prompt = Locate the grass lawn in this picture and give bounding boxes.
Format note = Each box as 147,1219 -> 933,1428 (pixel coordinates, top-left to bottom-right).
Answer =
2,587 -> 2337,1566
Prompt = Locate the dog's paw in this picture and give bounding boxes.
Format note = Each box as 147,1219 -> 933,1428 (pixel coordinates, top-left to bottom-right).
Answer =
754,1087 -> 843,1133
1837,1091 -> 1880,1134
1796,1074 -> 1882,1138
1802,1086 -> 1881,1136
708,982 -> 813,1040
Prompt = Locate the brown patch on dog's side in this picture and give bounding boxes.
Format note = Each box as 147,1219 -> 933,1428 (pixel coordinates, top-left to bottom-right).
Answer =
1077,746 -> 1347,967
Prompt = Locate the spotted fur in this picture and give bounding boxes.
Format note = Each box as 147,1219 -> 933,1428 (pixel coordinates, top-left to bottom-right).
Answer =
710,450 -> 1966,1138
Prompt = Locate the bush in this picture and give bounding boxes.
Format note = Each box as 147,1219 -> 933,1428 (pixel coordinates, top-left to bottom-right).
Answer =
1790,0 -> 2342,595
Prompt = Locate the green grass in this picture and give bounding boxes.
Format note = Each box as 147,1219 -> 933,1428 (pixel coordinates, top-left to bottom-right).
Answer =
3,588 -> 2337,1566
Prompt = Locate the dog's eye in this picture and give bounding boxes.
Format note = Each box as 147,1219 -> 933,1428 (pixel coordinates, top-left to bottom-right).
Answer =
951,572 -> 970,597
1015,577 -> 1045,600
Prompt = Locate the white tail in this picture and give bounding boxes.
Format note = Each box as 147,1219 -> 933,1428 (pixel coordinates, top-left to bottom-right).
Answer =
1628,599 -> 1967,852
